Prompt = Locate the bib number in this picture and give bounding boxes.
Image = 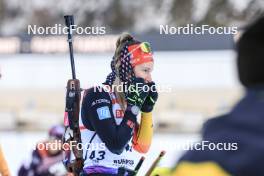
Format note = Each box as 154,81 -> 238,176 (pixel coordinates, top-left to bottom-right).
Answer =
89,150 -> 106,160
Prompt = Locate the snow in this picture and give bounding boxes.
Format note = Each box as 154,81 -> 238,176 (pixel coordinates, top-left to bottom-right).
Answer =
0,131 -> 198,175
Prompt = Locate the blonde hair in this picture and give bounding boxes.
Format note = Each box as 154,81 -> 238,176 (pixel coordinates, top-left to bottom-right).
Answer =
112,33 -> 134,111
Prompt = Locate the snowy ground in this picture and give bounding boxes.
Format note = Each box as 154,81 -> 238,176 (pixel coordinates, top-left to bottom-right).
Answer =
0,132 -> 199,175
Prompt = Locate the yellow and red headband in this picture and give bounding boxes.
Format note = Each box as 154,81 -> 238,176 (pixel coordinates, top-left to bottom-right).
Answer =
127,42 -> 154,67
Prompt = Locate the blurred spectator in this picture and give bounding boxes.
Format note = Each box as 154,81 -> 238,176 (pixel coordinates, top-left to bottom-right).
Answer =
18,125 -> 66,176
171,16 -> 264,176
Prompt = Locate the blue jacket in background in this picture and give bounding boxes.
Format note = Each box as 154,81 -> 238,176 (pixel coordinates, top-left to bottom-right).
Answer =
178,88 -> 264,176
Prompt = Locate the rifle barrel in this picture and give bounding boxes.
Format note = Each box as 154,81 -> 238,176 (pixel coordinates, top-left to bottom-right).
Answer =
64,15 -> 76,79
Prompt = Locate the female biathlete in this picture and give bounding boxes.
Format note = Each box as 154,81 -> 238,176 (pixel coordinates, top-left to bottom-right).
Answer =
79,33 -> 158,175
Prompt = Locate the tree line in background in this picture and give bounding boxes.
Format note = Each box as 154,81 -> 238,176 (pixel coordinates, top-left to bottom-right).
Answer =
0,0 -> 263,35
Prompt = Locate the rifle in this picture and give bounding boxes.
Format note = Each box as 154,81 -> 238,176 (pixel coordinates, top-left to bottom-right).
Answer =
63,15 -> 84,175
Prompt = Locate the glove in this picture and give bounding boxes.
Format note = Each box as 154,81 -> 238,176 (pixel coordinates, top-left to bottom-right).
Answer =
141,82 -> 158,112
126,77 -> 149,109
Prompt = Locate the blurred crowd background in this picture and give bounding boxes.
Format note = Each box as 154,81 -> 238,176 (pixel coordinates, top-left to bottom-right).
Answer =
0,0 -> 263,174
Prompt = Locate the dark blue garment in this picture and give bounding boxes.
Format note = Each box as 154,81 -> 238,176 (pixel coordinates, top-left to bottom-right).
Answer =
179,88 -> 264,176
81,87 -> 137,155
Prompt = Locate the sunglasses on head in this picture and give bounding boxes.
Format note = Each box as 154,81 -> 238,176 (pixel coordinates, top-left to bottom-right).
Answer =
125,42 -> 153,58
139,42 -> 152,53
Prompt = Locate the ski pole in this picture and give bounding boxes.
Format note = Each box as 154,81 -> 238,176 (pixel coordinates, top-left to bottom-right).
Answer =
145,150 -> 166,176
134,156 -> 145,174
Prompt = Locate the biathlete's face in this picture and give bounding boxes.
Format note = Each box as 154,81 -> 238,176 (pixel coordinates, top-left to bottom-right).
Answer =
133,61 -> 154,83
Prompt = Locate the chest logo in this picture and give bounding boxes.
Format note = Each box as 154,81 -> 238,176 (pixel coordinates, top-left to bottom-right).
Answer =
97,106 -> 111,120
116,109 -> 124,118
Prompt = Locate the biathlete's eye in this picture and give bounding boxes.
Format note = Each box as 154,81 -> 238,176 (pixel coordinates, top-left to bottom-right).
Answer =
143,68 -> 150,73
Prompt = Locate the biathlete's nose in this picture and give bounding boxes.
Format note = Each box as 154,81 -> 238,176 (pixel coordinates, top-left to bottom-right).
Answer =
145,74 -> 152,83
